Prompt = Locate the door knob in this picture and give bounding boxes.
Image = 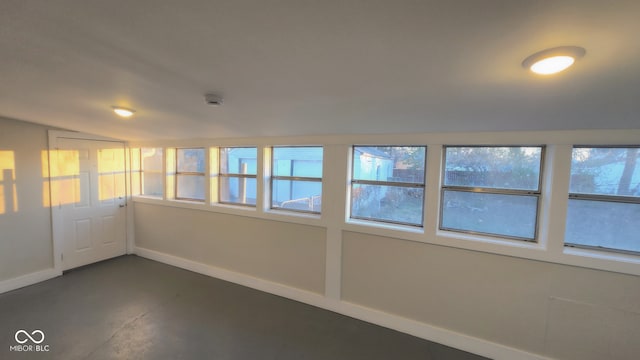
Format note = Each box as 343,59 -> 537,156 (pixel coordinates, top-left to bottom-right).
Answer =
119,204 -> 126,208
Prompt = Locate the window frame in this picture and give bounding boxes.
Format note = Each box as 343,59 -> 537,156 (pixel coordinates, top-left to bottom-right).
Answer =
349,145 -> 427,227
218,147 -> 257,207
270,145 -> 323,214
439,145 -> 546,242
175,147 -> 206,202
565,145 -> 640,255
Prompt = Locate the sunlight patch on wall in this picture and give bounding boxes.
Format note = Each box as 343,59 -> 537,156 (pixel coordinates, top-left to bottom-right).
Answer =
0,150 -> 18,214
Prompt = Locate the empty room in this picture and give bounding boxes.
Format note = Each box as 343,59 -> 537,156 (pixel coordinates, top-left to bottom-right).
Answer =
1,1 -> 639,359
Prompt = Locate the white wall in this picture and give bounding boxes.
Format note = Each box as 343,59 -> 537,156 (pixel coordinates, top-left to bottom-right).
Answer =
134,202 -> 326,293
342,231 -> 640,359
0,117 -> 54,283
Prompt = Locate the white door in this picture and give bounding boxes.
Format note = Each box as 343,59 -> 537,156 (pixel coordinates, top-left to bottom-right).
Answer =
52,138 -> 127,270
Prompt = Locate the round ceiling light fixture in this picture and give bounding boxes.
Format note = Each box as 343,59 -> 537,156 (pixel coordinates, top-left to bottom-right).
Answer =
522,46 -> 586,75
112,106 -> 136,118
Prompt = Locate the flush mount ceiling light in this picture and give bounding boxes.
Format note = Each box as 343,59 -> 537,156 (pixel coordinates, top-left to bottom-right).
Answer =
112,106 -> 136,118
522,46 -> 586,75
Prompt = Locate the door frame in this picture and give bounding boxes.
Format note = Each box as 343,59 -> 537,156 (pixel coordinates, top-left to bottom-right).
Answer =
47,130 -> 133,273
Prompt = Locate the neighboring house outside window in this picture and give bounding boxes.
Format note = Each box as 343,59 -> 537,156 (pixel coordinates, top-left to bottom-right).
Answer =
271,146 -> 323,213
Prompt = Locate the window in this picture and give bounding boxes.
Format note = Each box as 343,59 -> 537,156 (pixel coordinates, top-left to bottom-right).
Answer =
565,146 -> 640,254
140,148 -> 163,198
175,148 -> 205,201
350,146 -> 426,226
440,146 -> 544,240
219,147 -> 257,206
271,146 -> 323,213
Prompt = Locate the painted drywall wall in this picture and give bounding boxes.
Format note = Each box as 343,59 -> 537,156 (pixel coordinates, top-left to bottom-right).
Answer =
342,231 -> 640,360
134,202 -> 326,294
0,117 -> 53,281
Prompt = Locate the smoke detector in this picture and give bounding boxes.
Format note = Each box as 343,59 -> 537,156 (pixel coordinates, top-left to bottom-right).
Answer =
204,93 -> 223,106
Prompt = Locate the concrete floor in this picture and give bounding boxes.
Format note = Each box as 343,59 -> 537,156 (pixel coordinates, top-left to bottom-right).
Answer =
0,256 -> 488,360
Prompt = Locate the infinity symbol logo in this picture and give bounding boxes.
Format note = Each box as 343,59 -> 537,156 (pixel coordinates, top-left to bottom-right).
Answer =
15,330 -> 45,344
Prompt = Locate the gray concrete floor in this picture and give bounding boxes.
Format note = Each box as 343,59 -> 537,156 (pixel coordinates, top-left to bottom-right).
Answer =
0,256 -> 488,359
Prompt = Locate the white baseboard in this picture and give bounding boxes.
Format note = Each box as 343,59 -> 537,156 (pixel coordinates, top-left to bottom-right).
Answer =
135,247 -> 549,360
0,268 -> 60,295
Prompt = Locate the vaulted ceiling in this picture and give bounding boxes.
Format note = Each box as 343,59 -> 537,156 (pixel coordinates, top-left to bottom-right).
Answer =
1,0 -> 639,140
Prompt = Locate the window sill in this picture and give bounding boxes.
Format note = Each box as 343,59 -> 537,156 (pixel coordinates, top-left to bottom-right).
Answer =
264,208 -> 322,221
132,196 -> 324,227
559,246 -> 640,275
435,229 -> 542,250
211,203 -> 257,212
343,219 -> 425,242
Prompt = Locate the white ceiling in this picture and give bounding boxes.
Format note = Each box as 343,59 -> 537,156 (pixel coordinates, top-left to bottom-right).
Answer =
1,0 -> 639,141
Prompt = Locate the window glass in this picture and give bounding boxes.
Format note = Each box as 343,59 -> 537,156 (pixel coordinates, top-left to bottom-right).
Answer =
565,200 -> 640,253
271,180 -> 322,212
177,148 -> 205,173
219,147 -> 258,206
352,184 -> 424,225
272,147 -> 323,178
141,148 -> 163,197
220,147 -> 257,175
175,148 -> 205,201
444,147 -> 542,191
441,190 -> 538,239
569,147 -> 640,197
176,174 -> 205,200
220,177 -> 257,205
